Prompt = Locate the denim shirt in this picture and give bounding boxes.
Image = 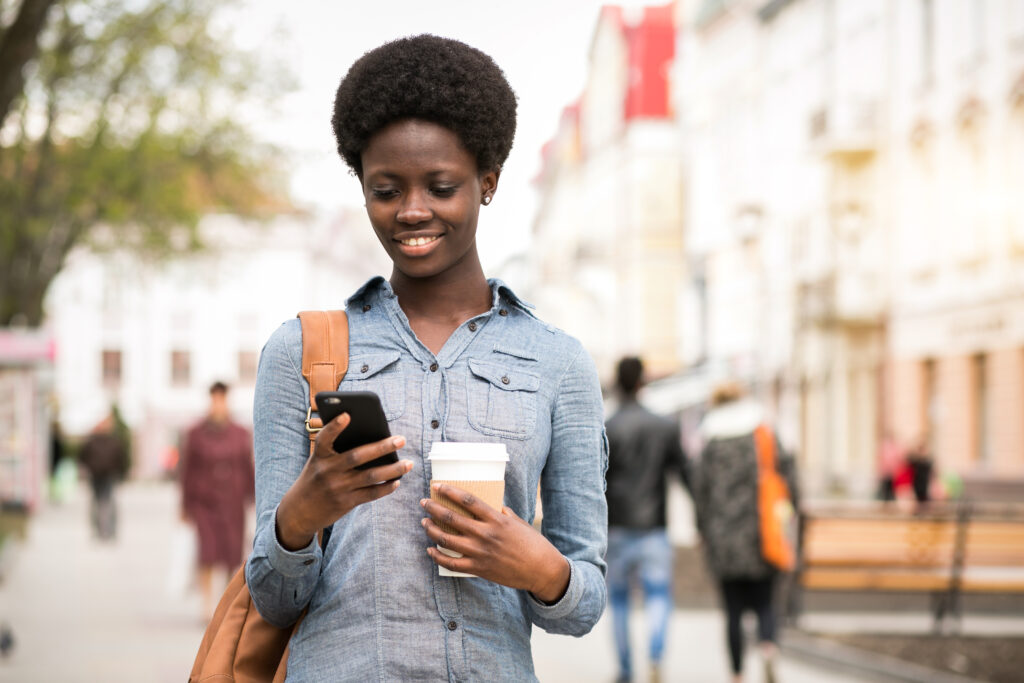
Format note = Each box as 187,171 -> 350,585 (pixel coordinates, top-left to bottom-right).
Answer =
246,277 -> 608,682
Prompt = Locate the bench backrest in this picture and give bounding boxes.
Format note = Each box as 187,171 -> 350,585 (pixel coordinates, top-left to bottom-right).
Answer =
963,520 -> 1024,567
802,516 -> 957,568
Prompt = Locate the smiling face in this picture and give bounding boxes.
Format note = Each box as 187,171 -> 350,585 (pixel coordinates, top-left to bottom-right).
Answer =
360,119 -> 498,284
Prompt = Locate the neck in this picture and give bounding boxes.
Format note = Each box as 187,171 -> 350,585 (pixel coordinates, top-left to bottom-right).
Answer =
389,260 -> 491,324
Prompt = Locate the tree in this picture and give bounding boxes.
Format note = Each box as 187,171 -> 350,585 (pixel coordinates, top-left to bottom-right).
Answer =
0,0 -> 291,326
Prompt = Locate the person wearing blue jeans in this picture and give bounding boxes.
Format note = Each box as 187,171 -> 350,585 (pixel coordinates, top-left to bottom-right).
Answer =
605,357 -> 690,682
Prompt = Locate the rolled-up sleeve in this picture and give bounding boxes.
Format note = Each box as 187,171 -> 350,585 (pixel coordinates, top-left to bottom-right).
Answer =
529,344 -> 608,635
244,320 -> 321,628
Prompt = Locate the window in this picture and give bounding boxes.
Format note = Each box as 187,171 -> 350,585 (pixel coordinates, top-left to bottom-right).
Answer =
974,354 -> 990,465
1012,0 -> 1024,41
971,0 -> 986,60
170,350 -> 191,387
920,0 -> 934,88
101,350 -> 122,387
238,350 -> 258,384
923,358 -> 937,447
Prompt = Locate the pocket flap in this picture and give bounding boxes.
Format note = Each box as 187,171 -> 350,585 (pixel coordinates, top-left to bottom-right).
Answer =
468,359 -> 541,392
350,351 -> 401,379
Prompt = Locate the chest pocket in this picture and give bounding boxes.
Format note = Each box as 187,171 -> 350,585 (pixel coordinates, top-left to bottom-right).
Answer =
466,358 -> 540,440
346,351 -> 405,422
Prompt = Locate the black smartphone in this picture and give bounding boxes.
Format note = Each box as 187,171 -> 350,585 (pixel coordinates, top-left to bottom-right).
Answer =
314,391 -> 398,470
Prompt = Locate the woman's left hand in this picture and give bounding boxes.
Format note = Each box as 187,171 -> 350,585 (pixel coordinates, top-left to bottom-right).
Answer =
420,483 -> 571,604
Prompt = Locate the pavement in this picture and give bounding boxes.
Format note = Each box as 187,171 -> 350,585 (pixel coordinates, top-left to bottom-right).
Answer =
0,481 -> 896,682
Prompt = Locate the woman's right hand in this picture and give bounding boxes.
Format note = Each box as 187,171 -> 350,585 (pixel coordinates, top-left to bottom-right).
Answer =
275,413 -> 411,551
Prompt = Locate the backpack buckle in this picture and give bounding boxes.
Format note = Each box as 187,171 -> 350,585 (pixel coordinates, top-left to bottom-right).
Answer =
305,406 -> 323,434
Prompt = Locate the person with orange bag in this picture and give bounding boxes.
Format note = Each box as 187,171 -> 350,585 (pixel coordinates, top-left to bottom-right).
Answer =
694,381 -> 799,683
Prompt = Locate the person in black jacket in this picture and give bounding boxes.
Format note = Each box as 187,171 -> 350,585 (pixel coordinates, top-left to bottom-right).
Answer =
79,412 -> 129,540
604,356 -> 690,683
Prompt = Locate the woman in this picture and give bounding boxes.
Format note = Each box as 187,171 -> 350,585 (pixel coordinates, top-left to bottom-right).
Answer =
245,35 -> 608,681
181,381 -> 254,620
694,382 -> 799,683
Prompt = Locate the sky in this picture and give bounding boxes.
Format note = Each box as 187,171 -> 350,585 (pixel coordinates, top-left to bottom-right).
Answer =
229,0 -> 659,270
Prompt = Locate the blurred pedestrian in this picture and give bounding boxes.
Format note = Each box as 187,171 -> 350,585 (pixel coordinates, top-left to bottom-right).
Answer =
694,382 -> 799,683
876,431 -> 905,502
79,412 -> 129,540
181,381 -> 254,620
604,356 -> 689,683
906,435 -> 933,506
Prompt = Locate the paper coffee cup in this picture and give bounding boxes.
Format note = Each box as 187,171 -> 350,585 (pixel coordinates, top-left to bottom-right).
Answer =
428,442 -> 509,578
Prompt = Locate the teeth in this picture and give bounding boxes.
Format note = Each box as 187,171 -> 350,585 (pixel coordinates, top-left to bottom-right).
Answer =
400,235 -> 439,247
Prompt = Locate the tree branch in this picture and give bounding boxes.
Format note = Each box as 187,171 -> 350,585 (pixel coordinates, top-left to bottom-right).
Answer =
0,0 -> 59,132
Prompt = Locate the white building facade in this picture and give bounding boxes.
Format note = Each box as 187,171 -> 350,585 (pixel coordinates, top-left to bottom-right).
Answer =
46,211 -> 389,477
532,4 -> 687,380
676,0 -> 1024,493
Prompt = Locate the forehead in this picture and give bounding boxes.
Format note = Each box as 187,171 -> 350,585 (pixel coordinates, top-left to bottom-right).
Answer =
361,119 -> 476,177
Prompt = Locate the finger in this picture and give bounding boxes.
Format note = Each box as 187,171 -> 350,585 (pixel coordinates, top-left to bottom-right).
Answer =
419,498 -> 481,535
501,506 -> 532,526
426,546 -> 474,575
431,483 -> 500,521
349,478 -> 402,506
314,412 -> 351,455
421,517 -> 477,556
356,459 -> 414,486
342,435 -> 406,470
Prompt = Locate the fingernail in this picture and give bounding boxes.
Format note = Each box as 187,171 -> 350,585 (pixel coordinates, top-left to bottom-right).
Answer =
392,436 -> 405,447
420,518 -> 427,527
431,483 -> 440,491
404,461 -> 414,472
420,499 -> 428,507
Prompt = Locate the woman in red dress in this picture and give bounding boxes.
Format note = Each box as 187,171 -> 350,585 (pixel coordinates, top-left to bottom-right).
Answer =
181,381 -> 255,619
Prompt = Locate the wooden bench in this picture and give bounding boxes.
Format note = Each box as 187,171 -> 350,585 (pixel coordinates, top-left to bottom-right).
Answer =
791,501 -> 1024,632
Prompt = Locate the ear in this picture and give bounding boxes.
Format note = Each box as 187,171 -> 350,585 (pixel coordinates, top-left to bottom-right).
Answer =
479,167 -> 500,205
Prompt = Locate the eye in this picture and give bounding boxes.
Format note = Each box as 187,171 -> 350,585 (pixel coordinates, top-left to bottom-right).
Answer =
431,185 -> 457,198
370,188 -> 398,200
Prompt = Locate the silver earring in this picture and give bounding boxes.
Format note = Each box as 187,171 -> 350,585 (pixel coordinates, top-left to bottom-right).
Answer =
482,196 -> 491,205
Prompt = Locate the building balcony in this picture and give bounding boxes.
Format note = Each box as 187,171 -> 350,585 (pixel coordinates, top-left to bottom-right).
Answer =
797,272 -> 885,327
808,99 -> 880,159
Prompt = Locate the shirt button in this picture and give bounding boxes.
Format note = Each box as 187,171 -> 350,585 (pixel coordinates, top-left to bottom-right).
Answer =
468,322 -> 477,332
430,362 -> 439,372
501,375 -> 510,385
302,559 -> 315,566
431,419 -> 440,429
447,620 -> 458,631
362,304 -> 371,312
361,364 -> 369,373
499,308 -> 508,316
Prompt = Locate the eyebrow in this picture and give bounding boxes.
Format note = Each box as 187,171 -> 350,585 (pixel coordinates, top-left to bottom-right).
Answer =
365,168 -> 463,180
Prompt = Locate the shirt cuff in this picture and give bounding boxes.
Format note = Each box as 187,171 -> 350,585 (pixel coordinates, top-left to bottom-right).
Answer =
265,504 -> 322,578
526,556 -> 583,620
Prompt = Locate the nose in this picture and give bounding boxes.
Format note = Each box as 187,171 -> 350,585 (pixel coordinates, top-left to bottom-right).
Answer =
396,190 -> 431,225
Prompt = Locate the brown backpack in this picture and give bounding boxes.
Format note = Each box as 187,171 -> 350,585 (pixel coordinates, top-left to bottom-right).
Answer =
189,310 -> 349,682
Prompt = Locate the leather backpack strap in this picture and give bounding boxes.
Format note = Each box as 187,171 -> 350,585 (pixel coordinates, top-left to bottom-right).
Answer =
297,310 -> 350,454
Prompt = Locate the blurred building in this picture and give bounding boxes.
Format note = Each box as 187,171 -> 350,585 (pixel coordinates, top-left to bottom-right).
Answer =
45,211 -> 388,477
531,4 -> 686,378
672,0 -> 1024,493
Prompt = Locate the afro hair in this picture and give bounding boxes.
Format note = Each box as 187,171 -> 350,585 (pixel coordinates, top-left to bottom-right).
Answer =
332,34 -> 517,178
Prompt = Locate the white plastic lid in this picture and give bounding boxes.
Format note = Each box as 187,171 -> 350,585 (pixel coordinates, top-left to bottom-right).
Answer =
428,441 -> 509,462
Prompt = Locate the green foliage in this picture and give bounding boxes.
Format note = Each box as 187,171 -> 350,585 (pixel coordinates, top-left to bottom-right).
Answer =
0,0 -> 293,326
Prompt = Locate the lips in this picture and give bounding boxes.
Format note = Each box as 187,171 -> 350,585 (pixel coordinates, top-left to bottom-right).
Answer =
399,235 -> 439,247
393,231 -> 443,257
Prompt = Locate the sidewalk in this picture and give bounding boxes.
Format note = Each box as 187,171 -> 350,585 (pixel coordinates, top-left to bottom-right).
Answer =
1,480 -> 868,682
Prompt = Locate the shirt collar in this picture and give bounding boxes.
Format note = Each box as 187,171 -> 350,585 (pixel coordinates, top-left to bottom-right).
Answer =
346,276 -> 535,314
